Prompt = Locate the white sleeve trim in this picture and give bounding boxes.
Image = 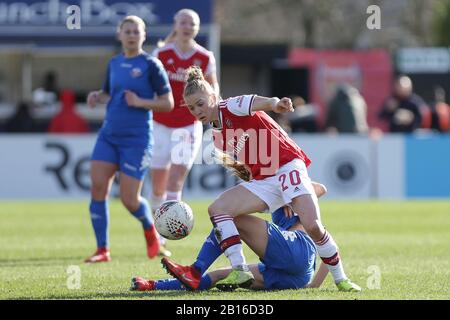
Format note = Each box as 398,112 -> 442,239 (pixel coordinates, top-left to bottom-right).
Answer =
151,47 -> 160,58
205,51 -> 217,77
226,95 -> 256,117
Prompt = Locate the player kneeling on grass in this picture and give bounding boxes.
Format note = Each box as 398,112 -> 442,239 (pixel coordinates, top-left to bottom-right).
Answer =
130,181 -> 329,291
131,205 -> 329,291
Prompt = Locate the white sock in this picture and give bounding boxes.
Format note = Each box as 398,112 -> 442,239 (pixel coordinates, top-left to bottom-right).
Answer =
158,234 -> 166,246
315,230 -> 347,284
211,214 -> 247,269
151,193 -> 166,214
166,190 -> 182,201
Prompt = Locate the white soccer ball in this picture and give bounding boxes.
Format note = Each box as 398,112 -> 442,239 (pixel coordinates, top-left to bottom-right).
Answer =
154,201 -> 194,240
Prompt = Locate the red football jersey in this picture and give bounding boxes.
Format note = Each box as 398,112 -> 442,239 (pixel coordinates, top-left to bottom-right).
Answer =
153,42 -> 216,128
213,95 -> 311,180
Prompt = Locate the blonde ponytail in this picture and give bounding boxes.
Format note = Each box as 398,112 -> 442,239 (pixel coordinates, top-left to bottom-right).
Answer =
157,30 -> 176,48
215,150 -> 251,182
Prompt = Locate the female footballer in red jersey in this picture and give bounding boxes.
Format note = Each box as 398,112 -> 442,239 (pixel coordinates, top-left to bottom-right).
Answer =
161,66 -> 361,292
150,9 -> 219,216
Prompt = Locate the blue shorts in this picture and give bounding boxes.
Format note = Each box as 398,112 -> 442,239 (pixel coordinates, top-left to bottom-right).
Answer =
91,130 -> 152,180
258,222 -> 316,290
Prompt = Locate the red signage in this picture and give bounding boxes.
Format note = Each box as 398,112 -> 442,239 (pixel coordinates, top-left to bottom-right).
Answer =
288,49 -> 392,131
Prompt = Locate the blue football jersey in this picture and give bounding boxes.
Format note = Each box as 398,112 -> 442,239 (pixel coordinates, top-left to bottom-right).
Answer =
101,52 -> 171,135
271,207 -> 300,230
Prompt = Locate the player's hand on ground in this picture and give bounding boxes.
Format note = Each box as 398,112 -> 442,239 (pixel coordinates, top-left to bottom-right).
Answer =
272,97 -> 294,113
125,90 -> 142,108
87,91 -> 100,108
283,206 -> 294,218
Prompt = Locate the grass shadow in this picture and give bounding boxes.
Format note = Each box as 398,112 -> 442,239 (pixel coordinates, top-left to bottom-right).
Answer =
7,288 -> 271,300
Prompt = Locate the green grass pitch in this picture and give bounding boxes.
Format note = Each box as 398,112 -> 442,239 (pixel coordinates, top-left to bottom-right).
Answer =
0,200 -> 449,300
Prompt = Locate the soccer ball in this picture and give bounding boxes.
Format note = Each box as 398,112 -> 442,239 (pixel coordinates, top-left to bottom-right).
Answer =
154,201 -> 194,240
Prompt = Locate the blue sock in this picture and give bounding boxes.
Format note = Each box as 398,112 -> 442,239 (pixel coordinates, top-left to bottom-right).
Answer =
155,279 -> 184,291
131,199 -> 153,230
155,275 -> 212,291
192,229 -> 222,274
198,274 -> 213,290
89,200 -> 109,248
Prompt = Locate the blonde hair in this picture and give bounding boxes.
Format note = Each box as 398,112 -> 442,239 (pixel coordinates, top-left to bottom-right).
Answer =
117,15 -> 146,33
183,66 -> 214,98
157,30 -> 176,48
183,67 -> 248,180
157,9 -> 200,48
175,8 -> 200,25
215,150 -> 251,182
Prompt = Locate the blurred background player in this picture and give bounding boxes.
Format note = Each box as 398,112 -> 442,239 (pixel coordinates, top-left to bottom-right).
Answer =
47,90 -> 90,134
149,9 -> 219,236
84,16 -> 174,263
161,66 -> 361,292
428,86 -> 450,132
325,84 -> 369,134
3,101 -> 36,133
379,75 -> 428,133
32,71 -> 59,111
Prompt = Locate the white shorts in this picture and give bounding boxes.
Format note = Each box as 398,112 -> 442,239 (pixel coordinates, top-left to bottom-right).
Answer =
240,158 -> 317,213
151,121 -> 203,169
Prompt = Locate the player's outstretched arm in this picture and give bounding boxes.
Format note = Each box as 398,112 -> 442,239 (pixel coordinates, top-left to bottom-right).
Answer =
306,261 -> 329,288
251,96 -> 294,114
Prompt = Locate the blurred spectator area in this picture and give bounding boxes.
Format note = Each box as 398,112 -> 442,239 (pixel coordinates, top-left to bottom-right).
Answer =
0,0 -> 216,134
286,49 -> 392,131
0,47 -> 115,132
1,44 -> 450,134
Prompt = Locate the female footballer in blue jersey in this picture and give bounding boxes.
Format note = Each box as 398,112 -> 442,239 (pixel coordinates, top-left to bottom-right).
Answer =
130,191 -> 329,291
84,15 -> 174,263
